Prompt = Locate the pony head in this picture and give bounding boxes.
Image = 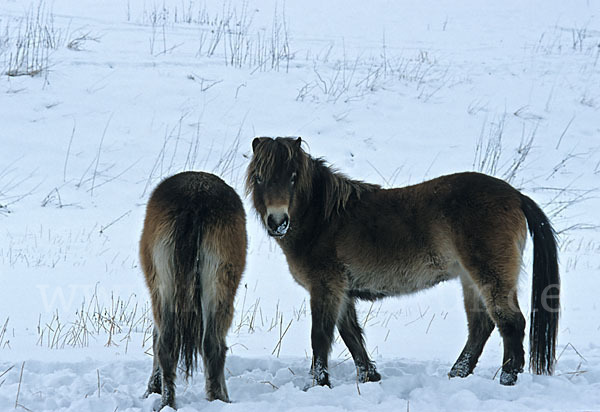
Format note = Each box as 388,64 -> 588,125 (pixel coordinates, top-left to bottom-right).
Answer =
246,136 -> 309,238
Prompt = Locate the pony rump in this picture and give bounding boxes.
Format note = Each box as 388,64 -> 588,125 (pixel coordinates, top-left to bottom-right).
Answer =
141,171 -> 246,410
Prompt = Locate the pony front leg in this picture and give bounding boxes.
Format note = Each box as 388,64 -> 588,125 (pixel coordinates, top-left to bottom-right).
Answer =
309,283 -> 345,387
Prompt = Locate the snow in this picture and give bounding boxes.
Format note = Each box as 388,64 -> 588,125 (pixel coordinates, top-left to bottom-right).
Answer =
0,0 -> 599,410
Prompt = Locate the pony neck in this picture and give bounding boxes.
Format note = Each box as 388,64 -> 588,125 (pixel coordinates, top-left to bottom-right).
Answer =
307,157 -> 379,221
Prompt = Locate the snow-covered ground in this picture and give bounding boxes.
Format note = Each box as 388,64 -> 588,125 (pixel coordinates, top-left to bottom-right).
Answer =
0,0 -> 599,410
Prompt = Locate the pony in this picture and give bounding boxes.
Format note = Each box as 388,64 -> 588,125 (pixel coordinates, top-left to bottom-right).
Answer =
140,171 -> 246,410
246,136 -> 559,387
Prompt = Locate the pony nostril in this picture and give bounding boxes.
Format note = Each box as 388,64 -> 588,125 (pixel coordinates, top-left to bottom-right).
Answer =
267,214 -> 289,235
267,215 -> 276,230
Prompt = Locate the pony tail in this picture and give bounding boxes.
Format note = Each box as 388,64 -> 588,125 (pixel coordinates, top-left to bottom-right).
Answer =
521,194 -> 560,375
173,209 -> 204,378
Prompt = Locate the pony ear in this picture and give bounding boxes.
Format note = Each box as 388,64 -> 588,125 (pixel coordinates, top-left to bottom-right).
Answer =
295,137 -> 302,149
252,137 -> 262,153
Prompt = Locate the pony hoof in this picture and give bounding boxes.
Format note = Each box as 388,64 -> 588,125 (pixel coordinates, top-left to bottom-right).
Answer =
448,365 -> 471,378
143,387 -> 161,399
319,378 -> 332,388
449,353 -> 473,378
310,362 -> 331,387
360,370 -> 381,383
311,376 -> 332,388
499,370 -> 518,386
155,401 -> 176,411
207,393 -> 231,403
369,370 -> 382,382
302,379 -> 332,391
155,392 -> 176,411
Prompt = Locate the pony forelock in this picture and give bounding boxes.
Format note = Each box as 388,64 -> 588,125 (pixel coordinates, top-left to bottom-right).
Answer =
246,137 -> 310,195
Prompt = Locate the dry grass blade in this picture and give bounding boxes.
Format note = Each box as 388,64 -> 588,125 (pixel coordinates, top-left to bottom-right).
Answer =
556,342 -> 587,363
425,313 -> 435,334
362,301 -> 375,328
90,114 -> 113,197
492,358 -> 511,380
14,361 -> 25,409
271,317 -> 293,357
0,365 -> 14,380
0,318 -> 9,347
473,114 -> 505,176
260,380 -> 279,390
67,32 -> 100,51
36,293 -> 152,351
3,0 -> 67,78
502,123 -> 536,183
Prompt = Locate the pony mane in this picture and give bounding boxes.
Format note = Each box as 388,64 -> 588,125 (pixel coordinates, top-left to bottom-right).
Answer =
246,137 -> 380,220
313,158 -> 380,220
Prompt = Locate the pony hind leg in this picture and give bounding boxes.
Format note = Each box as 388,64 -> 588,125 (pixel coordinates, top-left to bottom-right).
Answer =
156,304 -> 179,410
201,262 -> 241,402
449,274 -> 495,378
201,308 -> 229,402
144,326 -> 163,397
337,298 -> 380,383
493,292 -> 526,385
142,235 -> 179,409
462,258 -> 525,385
150,237 -> 180,410
199,218 -> 245,402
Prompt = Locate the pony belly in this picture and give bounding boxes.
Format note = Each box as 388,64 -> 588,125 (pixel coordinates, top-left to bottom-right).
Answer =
347,264 -> 457,297
348,289 -> 389,300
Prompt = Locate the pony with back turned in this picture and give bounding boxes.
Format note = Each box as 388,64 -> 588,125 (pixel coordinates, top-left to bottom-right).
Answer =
140,171 -> 246,410
246,136 -> 559,387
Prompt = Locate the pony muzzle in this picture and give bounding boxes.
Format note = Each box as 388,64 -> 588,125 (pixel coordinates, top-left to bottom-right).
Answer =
265,209 -> 289,238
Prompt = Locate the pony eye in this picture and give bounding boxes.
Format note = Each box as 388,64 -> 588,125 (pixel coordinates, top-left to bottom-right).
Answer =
255,175 -> 263,184
291,172 -> 297,185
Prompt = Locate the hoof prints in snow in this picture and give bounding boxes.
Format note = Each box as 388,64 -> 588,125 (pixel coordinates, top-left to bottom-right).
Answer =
1,357 -> 600,411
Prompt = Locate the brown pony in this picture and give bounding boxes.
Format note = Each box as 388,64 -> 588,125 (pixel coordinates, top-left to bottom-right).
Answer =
246,137 -> 559,387
140,171 -> 246,410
